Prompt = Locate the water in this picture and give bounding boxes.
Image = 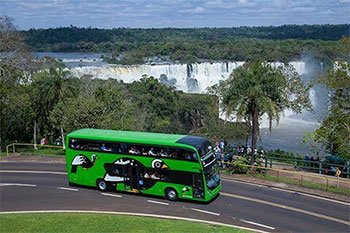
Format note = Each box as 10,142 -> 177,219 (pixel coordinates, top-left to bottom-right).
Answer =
34,52 -> 106,67
39,52 -> 327,155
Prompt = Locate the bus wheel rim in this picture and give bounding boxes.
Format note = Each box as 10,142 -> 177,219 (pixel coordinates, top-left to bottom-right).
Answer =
99,181 -> 106,190
168,190 -> 176,199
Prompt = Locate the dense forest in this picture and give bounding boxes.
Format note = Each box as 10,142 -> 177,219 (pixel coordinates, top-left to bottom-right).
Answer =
24,24 -> 349,64
1,17 -> 247,148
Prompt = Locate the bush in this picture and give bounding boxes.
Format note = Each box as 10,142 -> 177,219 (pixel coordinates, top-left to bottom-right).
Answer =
228,156 -> 250,174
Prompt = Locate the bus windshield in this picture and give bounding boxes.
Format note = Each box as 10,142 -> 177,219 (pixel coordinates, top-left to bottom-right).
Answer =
201,150 -> 220,189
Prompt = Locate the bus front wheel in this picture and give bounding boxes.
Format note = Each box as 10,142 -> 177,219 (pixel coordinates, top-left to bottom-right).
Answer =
165,188 -> 178,201
97,179 -> 108,192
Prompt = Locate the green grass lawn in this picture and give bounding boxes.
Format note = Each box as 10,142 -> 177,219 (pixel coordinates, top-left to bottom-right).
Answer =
22,148 -> 65,156
0,213 -> 251,233
5,147 -> 65,157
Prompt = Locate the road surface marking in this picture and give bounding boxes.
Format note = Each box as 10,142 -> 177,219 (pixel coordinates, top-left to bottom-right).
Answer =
221,192 -> 350,226
222,178 -> 267,188
57,187 -> 78,191
147,200 -> 169,206
0,170 -> 66,175
0,210 -> 269,233
101,193 -> 122,198
270,187 -> 350,206
0,183 -> 37,187
191,208 -> 220,216
222,178 -> 350,206
240,219 -> 275,230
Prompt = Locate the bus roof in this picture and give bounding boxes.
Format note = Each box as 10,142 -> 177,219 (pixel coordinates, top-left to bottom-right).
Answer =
67,128 -> 209,149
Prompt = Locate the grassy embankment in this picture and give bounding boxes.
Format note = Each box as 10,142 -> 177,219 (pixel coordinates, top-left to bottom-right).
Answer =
2,147 -> 65,157
0,213 -> 250,233
254,173 -> 350,196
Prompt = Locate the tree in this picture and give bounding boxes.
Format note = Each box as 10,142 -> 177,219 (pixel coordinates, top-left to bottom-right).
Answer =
30,67 -> 78,146
50,79 -> 128,134
0,16 -> 34,148
214,61 -> 311,164
313,37 -> 350,159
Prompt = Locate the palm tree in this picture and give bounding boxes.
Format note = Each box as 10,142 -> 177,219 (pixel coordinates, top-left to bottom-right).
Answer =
217,61 -> 311,164
31,67 -> 78,148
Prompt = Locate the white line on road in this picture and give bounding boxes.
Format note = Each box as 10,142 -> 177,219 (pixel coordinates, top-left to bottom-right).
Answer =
191,208 -> 220,216
0,183 -> 37,187
270,187 -> 350,206
101,193 -> 122,198
240,219 -> 275,230
222,178 -> 350,206
221,192 -> 350,226
0,170 -> 66,175
57,187 -> 78,191
147,200 -> 169,206
221,178 -> 267,188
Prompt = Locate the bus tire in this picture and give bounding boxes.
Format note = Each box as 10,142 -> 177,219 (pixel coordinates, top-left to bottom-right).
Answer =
97,179 -> 108,192
165,188 -> 178,201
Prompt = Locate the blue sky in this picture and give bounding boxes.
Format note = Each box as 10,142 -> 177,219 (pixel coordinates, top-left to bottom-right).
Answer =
1,0 -> 349,29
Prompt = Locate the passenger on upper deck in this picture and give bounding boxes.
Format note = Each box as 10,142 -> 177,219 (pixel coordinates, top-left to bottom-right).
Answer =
148,147 -> 157,156
129,146 -> 138,154
160,149 -> 168,157
101,143 -> 112,152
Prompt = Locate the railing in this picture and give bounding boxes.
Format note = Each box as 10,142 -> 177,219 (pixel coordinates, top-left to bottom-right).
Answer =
265,156 -> 350,179
6,143 -> 65,157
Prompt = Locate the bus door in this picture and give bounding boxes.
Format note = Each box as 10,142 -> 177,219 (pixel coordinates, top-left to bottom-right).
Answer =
193,173 -> 204,199
124,164 -> 140,192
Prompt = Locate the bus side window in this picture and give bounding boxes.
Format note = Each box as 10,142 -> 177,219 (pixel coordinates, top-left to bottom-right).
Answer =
87,141 -> 101,151
69,138 -> 80,149
159,148 -> 169,157
128,145 -> 140,154
141,147 -> 148,155
79,140 -> 89,150
120,143 -> 128,154
111,143 -> 121,153
148,147 -> 158,156
178,149 -> 198,161
101,143 -> 112,152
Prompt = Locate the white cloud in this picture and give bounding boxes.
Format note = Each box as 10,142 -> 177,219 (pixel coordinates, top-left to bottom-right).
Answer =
238,0 -> 257,7
180,6 -> 206,14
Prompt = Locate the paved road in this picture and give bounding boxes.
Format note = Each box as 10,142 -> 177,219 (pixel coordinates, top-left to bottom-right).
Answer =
1,162 -> 349,232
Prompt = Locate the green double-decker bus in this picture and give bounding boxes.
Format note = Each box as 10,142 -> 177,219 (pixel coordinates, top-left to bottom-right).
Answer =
66,129 -> 220,202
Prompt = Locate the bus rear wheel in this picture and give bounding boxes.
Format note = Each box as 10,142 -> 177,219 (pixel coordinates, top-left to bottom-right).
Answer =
165,188 -> 178,201
97,179 -> 108,192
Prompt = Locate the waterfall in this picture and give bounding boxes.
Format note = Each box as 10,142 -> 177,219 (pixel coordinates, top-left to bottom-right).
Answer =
71,61 -> 246,93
